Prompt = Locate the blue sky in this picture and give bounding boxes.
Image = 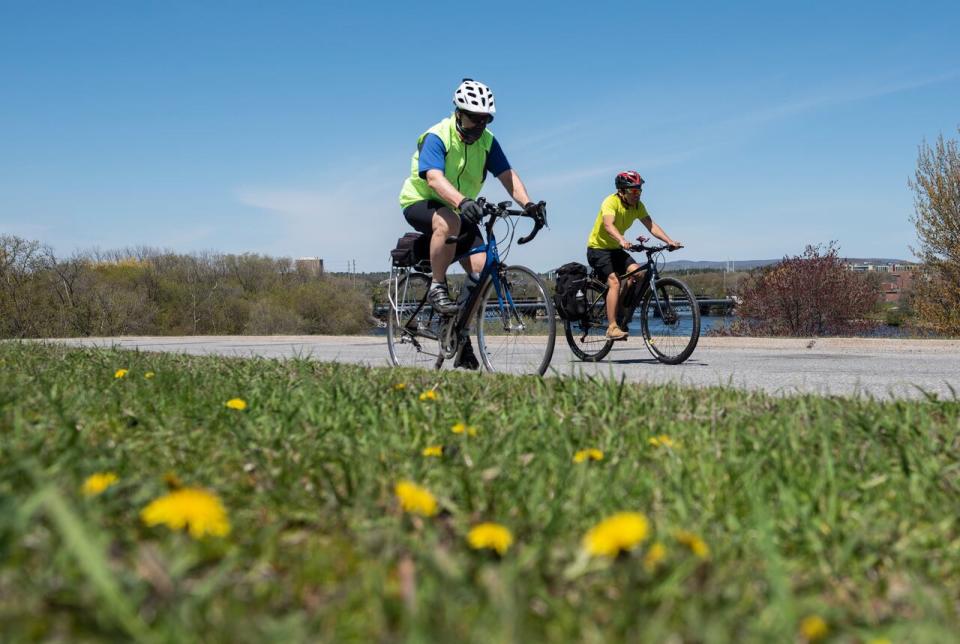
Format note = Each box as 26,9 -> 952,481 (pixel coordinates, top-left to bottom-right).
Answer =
2,1 -> 958,272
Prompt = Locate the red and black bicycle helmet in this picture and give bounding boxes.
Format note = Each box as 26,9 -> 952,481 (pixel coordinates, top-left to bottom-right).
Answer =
615,170 -> 645,190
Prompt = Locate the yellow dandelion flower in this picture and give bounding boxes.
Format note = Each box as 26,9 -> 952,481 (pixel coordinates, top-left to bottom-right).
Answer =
451,422 -> 478,436
82,472 -> 118,497
467,522 -> 514,555
573,448 -> 604,463
674,529 -> 710,559
140,487 -> 231,539
422,445 -> 443,457
800,615 -> 828,641
224,398 -> 247,410
648,435 -> 677,448
582,512 -> 650,558
394,480 -> 438,517
114,368 -> 129,379
144,371 -> 155,379
867,639 -> 891,644
419,389 -> 438,401
643,541 -> 667,572
393,383 -> 407,391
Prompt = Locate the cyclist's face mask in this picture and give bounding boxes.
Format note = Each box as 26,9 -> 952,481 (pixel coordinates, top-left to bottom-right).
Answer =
456,110 -> 491,144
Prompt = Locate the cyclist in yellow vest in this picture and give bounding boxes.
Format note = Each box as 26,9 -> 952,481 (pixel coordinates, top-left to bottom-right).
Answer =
586,171 -> 682,340
399,79 -> 544,368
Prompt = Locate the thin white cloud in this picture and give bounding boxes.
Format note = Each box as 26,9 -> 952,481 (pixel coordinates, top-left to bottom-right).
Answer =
509,119 -> 593,152
724,70 -> 960,130
236,176 -> 403,270
524,147 -> 706,191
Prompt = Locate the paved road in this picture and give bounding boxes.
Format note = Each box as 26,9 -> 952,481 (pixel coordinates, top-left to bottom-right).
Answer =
45,335 -> 960,400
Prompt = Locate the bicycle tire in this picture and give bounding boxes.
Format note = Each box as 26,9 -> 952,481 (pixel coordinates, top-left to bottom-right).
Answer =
474,265 -> 556,376
639,276 -> 700,365
564,281 -> 614,362
386,272 -> 441,368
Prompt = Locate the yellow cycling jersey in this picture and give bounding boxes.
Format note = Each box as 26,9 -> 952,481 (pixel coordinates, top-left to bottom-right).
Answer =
587,193 -> 650,249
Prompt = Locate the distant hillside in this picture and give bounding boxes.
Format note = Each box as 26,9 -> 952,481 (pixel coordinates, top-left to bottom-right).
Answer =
664,259 -> 779,271
665,258 -> 911,271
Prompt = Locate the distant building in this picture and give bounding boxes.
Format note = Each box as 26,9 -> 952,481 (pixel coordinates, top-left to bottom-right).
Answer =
881,268 -> 915,304
295,257 -> 324,277
844,261 -> 917,304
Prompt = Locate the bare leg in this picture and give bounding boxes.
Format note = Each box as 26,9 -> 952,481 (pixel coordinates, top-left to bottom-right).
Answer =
430,207 -> 459,284
619,264 -> 645,307
606,273 -> 621,325
459,251 -> 486,275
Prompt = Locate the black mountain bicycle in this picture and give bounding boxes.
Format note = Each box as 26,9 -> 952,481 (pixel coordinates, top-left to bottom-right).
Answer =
385,198 -> 555,376
564,243 -> 700,364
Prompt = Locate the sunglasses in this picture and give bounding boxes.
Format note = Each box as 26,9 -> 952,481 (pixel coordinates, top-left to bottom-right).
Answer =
458,110 -> 491,127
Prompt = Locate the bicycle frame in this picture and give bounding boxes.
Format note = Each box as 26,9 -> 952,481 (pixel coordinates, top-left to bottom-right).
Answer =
388,204 -> 530,342
584,246 -> 672,327
454,225 -> 523,332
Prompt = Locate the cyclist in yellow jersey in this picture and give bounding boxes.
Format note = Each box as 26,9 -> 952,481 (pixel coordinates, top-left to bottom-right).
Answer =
586,171 -> 682,340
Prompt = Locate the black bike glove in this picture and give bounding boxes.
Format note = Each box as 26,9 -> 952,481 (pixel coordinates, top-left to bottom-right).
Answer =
524,200 -> 546,221
458,198 -> 484,225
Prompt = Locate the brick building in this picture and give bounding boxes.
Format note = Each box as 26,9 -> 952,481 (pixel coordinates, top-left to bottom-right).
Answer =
845,262 -> 917,304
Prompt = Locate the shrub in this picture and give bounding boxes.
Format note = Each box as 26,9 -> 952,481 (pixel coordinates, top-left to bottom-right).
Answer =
732,243 -> 880,336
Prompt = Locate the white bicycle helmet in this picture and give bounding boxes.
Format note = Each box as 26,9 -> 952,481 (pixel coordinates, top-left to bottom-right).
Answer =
453,78 -> 496,121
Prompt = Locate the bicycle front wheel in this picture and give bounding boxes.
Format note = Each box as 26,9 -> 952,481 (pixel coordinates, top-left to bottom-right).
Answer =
475,265 -> 556,376
639,277 -> 700,365
387,272 -> 441,369
564,282 -> 614,362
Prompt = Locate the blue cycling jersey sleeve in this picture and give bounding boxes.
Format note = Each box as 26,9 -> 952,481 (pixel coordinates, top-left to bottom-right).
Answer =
486,137 -> 511,177
418,133 -> 446,179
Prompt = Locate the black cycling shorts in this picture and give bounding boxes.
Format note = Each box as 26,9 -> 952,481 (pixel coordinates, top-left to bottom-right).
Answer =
403,199 -> 485,259
587,247 -> 637,281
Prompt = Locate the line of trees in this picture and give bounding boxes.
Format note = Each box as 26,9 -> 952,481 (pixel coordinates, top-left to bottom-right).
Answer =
0,236 -> 372,338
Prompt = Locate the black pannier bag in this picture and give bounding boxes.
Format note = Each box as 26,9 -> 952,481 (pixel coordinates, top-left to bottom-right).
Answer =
390,232 -> 431,267
553,262 -> 589,320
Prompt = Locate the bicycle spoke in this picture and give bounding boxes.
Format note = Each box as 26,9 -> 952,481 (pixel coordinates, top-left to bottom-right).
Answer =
563,282 -> 614,361
475,266 -> 556,376
387,272 -> 441,368
639,278 -> 700,364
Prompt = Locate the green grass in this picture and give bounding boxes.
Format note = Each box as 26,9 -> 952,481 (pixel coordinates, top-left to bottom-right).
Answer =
1,342 -> 959,643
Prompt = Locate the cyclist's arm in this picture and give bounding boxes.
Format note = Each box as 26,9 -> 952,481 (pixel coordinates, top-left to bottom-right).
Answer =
603,215 -> 631,249
420,134 -> 466,209
640,216 -> 682,247
496,169 -> 532,207
425,169 -> 467,209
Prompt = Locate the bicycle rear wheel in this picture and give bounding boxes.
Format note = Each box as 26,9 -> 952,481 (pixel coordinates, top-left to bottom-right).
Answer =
639,277 -> 700,365
564,282 -> 613,361
387,272 -> 441,368
475,265 -> 556,376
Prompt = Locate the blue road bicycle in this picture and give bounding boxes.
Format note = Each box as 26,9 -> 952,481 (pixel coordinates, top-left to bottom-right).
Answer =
386,198 -> 556,375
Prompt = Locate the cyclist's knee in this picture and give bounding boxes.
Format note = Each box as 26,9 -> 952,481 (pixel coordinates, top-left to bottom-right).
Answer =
433,208 -> 459,236
607,274 -> 620,289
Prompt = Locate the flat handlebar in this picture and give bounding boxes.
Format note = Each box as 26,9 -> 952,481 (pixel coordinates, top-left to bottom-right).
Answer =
628,243 -> 682,254
445,197 -> 547,246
